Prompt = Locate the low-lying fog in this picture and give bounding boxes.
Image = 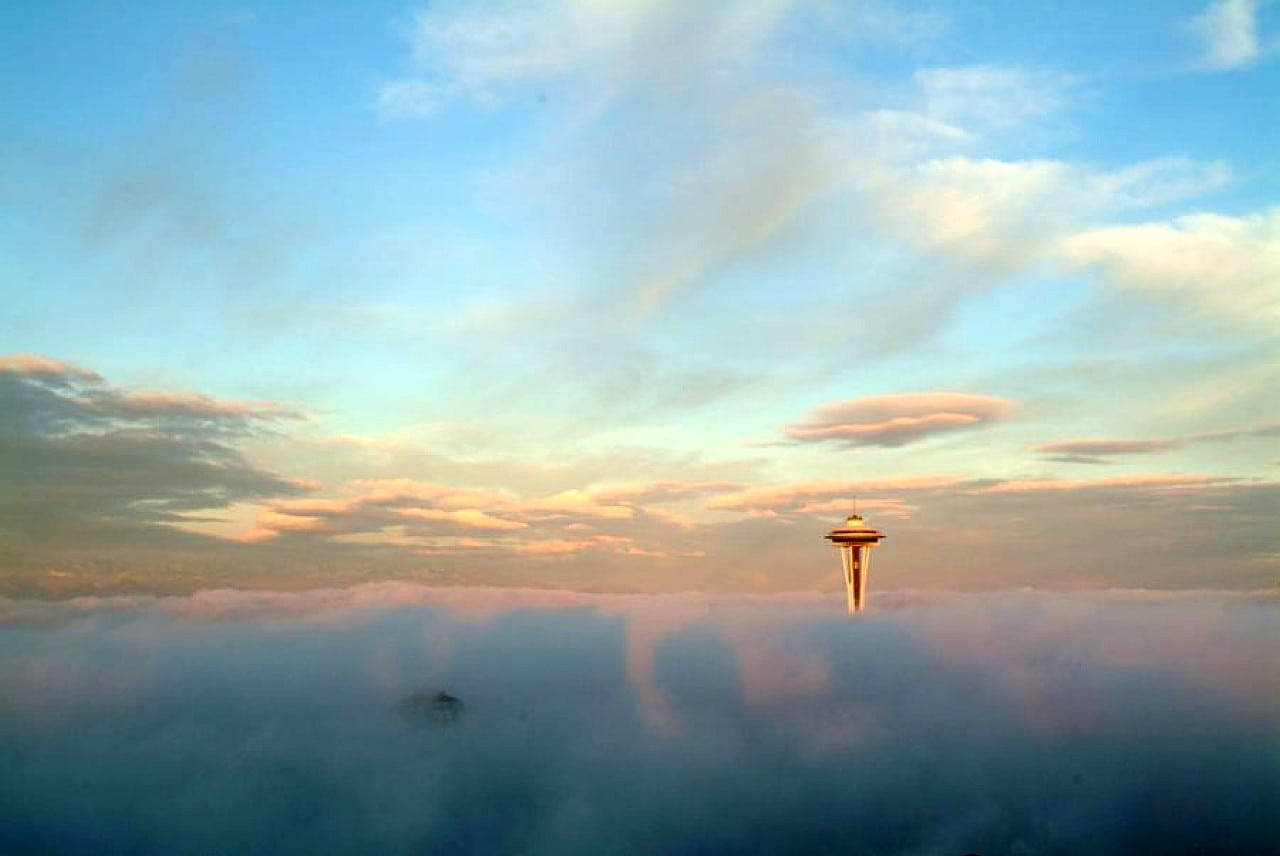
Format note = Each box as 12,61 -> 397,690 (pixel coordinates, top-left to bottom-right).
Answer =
2,585 -> 1277,855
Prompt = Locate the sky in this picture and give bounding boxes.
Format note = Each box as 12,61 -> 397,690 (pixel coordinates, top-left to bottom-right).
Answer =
2,586 -> 1278,853
1,0 -> 1278,595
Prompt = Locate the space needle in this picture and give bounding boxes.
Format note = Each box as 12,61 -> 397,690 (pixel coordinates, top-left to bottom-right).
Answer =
825,511 -> 886,614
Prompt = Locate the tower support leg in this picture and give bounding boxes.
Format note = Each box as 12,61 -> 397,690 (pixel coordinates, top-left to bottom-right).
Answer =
841,545 -> 872,613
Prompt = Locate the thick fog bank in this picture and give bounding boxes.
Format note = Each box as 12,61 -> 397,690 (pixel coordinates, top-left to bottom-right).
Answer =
1,586 -> 1277,854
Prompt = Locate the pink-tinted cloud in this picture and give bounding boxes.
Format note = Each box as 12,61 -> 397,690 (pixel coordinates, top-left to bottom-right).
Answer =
793,497 -> 919,519
242,481 -> 529,542
345,479 -> 515,509
0,353 -> 101,382
783,392 -> 1016,447
100,392 -> 302,421
707,476 -> 970,514
515,489 -> 634,520
588,481 -> 745,504
972,473 -> 1241,494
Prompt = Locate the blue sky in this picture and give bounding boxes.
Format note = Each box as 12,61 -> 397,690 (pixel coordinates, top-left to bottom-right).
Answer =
1,0 -> 1277,594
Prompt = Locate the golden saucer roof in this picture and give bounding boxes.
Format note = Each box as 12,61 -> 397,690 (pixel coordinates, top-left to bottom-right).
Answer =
825,513 -> 886,544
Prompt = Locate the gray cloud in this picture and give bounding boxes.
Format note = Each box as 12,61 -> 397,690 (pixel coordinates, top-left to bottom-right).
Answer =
1033,423 -> 1280,463
0,353 -> 311,556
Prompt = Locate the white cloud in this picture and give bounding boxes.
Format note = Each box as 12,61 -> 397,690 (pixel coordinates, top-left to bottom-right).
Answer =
385,0 -> 795,113
374,79 -> 446,120
1061,206 -> 1280,325
874,157 -> 1081,268
1095,156 -> 1232,208
915,64 -> 1075,131
372,1 -> 1259,335
373,1 -> 960,316
1188,0 -> 1261,70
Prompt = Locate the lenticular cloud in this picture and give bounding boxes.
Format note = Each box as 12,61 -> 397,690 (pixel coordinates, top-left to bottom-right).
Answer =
784,392 -> 1016,447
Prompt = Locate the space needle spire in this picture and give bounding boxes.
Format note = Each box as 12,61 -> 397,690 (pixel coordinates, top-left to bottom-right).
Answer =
824,508 -> 886,614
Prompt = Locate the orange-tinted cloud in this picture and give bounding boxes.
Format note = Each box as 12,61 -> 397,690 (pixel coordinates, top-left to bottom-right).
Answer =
237,478 -> 719,561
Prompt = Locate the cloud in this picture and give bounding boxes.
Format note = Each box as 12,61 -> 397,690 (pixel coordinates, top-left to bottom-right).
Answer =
1188,0 -> 1261,69
380,0 -> 800,113
970,473 -> 1242,494
1094,156 -> 1233,208
1035,439 -> 1182,457
585,481 -> 744,505
860,152 -> 1260,334
237,478 -> 731,563
371,0 -> 1250,355
0,354 -> 311,553
515,488 -> 634,521
1033,439 -> 1182,464
374,0 -> 941,319
0,353 -> 101,382
870,157 -> 1081,272
238,480 -> 527,544
1061,207 -> 1280,326
1033,423 -> 1280,463
1,589 -> 1276,853
373,78 -> 447,120
873,155 -> 1231,271
915,64 -> 1075,130
701,472 -> 1279,589
3,354 -> 1272,595
706,476 -> 970,514
783,392 -> 1016,447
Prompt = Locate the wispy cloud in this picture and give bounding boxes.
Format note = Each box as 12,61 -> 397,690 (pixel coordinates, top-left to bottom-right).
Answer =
1188,0 -> 1262,70
373,0 -> 945,320
1034,423 -> 1280,463
915,64 -> 1075,131
377,0 -> 799,117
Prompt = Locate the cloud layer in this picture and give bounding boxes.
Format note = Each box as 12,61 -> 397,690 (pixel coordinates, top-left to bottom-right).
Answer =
1,587 -> 1276,854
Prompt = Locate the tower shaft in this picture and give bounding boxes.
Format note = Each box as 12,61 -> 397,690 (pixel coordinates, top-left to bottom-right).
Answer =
840,544 -> 874,613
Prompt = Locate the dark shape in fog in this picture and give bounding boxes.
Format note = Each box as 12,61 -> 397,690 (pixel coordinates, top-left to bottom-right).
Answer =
397,690 -> 464,725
